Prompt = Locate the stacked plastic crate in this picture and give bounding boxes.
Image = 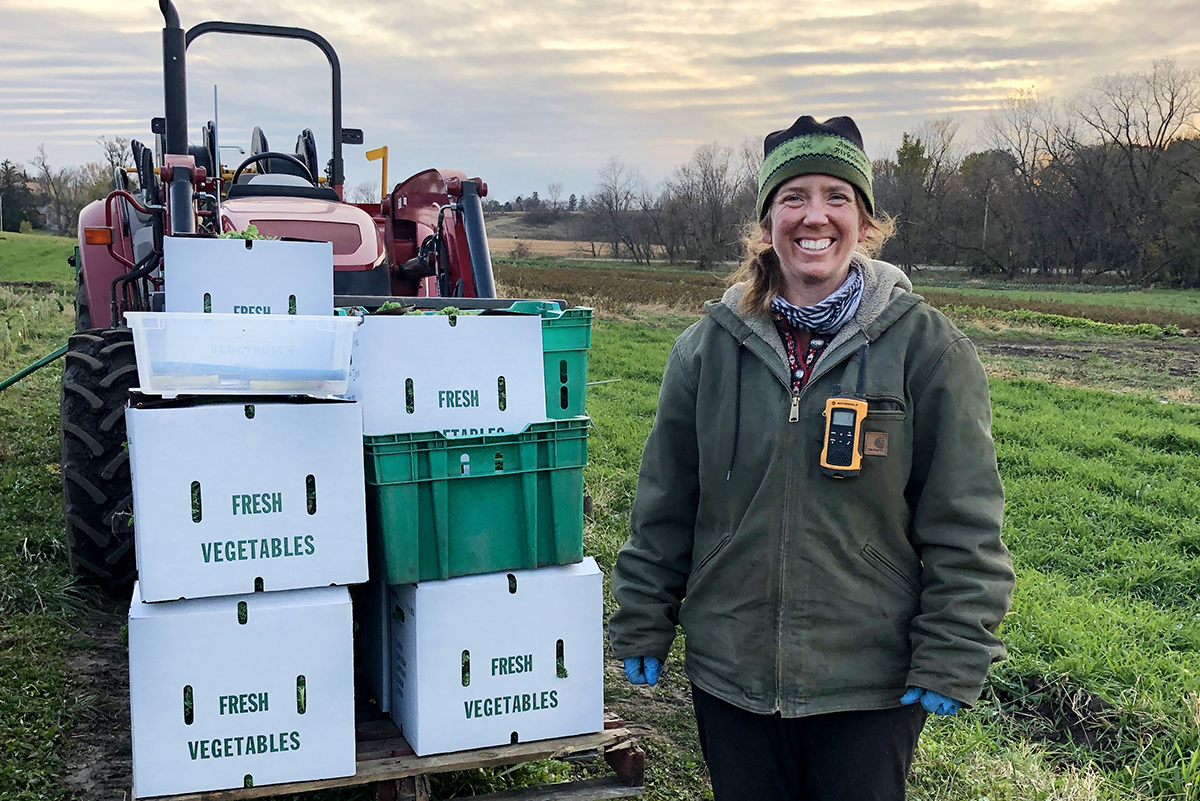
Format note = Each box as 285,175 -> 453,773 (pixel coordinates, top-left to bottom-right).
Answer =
347,300 -> 603,756
122,238 -> 367,798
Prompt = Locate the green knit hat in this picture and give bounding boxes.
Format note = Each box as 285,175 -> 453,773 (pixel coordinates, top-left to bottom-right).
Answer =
757,115 -> 874,220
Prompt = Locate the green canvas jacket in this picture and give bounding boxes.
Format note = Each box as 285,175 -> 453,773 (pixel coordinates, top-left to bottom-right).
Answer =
609,257 -> 1014,716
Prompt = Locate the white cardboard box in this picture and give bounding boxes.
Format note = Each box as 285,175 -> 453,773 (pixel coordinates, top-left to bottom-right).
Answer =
126,396 -> 368,602
164,237 -> 334,315
346,314 -> 546,437
128,583 -> 355,798
390,558 -> 603,756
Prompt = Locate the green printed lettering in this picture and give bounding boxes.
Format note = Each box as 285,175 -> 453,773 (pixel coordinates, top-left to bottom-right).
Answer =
550,690 -> 558,708
257,734 -> 268,753
239,694 -> 248,713
290,731 -> 300,750
259,692 -> 268,712
189,741 -> 200,760
200,740 -> 210,759
539,691 -> 548,709
293,535 -> 303,555
273,492 -> 282,513
219,695 -> 228,715
271,539 -> 282,557
283,537 -> 293,557
236,736 -> 245,756
483,698 -> 493,717
522,694 -> 531,712
245,735 -> 256,754
524,655 -> 532,672
202,543 -> 213,563
213,738 -> 223,758
438,390 -> 446,408
503,696 -> 511,715
304,535 -> 315,555
238,540 -> 247,560
470,389 -> 479,407
269,733 -> 279,753
225,541 -> 236,561
259,538 -> 269,557
491,657 -> 499,676
232,496 -> 240,515
507,656 -> 516,674
252,494 -> 261,514
214,545 -> 223,563
278,731 -> 288,752
247,539 -> 257,559
224,737 -> 233,757
473,700 -> 482,718
241,494 -> 252,515
464,700 -> 474,719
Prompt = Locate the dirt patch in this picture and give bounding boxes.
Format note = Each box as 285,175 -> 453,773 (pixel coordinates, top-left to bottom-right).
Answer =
975,337 -> 1200,377
64,599 -> 133,800
0,280 -> 55,289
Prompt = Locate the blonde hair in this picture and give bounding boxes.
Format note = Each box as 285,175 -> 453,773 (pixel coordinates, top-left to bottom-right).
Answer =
728,191 -> 895,316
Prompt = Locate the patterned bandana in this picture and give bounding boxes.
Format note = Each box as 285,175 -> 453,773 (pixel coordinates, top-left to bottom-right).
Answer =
770,265 -> 863,336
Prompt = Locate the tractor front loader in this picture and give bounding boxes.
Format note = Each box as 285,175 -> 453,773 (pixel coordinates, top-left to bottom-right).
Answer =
62,0 -> 503,592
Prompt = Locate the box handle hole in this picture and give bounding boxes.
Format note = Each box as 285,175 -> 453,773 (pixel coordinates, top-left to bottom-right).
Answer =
297,675 -> 307,714
405,378 -> 415,414
462,650 -> 471,686
460,454 -> 470,476
510,732 -> 519,744
559,359 -> 568,384
190,481 -> 202,523
244,775 -> 254,788
202,292 -> 211,313
244,404 -> 255,419
237,601 -> 248,625
288,294 -> 297,315
556,639 -> 568,678
494,450 -> 504,471
306,475 -> 316,515
497,376 -> 507,411
183,685 -> 194,725
560,386 -> 569,410
244,238 -> 254,250
507,574 -> 517,594
393,604 -> 405,623
448,314 -> 457,327
254,577 -> 264,592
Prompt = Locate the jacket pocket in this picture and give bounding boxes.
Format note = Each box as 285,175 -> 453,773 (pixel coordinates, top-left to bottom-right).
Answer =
865,394 -> 907,421
861,543 -> 921,599
688,534 -> 732,590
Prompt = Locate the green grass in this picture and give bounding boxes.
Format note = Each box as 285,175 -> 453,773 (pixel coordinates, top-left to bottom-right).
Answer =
0,232 -> 76,288
912,282 -> 1200,315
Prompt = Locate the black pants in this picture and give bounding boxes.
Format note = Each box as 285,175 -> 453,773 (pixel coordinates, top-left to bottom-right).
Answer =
692,684 -> 926,801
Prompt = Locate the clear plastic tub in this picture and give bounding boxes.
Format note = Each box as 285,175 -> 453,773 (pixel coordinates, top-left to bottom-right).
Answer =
125,312 -> 359,396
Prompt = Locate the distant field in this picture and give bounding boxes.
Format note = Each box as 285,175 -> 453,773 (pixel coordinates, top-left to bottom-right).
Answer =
487,238 -> 599,258
912,282 -> 1200,315
0,232 -> 75,287
484,212 -> 583,242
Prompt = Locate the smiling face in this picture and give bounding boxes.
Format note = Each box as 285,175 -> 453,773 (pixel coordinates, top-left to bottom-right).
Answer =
762,174 -> 868,307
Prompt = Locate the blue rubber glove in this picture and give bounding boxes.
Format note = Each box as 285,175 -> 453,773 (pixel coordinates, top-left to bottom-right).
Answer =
623,656 -> 662,686
900,687 -> 961,716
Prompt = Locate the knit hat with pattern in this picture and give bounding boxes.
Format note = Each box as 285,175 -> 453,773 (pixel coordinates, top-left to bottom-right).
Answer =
757,115 -> 874,220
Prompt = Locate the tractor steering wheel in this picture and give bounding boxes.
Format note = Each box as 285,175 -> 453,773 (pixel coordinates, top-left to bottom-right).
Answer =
230,152 -> 315,186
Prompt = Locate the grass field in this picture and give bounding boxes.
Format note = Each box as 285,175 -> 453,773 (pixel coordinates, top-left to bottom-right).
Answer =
4,234 -> 1200,799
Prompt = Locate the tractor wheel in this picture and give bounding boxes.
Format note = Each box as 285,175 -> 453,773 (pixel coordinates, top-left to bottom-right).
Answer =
60,328 -> 138,593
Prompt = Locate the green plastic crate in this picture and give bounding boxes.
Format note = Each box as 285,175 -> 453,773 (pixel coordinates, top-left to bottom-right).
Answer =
509,302 -> 593,419
364,418 -> 589,584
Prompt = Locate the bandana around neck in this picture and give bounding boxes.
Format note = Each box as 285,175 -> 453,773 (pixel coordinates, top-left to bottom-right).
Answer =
771,265 -> 863,336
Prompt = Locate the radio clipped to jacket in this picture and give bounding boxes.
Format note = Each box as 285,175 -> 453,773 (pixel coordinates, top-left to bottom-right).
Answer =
820,344 -> 869,479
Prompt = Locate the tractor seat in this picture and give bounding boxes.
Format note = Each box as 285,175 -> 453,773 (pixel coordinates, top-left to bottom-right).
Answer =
225,179 -> 340,201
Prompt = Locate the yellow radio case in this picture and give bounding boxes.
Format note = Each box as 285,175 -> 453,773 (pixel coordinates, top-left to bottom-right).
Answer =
820,397 -> 868,478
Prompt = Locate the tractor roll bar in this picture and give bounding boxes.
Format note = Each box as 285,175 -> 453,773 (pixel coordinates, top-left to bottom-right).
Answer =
184,20 -> 347,189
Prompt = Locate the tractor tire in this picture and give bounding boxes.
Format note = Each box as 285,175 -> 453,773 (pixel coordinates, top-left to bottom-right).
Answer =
60,328 -> 138,593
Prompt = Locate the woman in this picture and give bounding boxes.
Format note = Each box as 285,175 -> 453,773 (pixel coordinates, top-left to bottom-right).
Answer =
608,115 -> 1014,801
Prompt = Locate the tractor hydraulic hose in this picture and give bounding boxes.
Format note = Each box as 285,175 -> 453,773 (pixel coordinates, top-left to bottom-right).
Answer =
111,249 -> 162,325
0,344 -> 68,393
458,180 -> 496,299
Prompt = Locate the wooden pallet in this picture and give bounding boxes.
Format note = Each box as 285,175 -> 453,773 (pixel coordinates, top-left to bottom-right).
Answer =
145,711 -> 644,801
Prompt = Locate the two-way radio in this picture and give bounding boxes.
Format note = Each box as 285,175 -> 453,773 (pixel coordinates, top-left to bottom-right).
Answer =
819,343 -> 869,479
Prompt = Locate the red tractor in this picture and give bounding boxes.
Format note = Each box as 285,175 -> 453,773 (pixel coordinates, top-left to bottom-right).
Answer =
63,0 -> 502,592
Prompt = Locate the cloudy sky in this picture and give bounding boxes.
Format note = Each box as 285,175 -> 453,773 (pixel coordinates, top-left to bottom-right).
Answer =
3,0 -> 1199,201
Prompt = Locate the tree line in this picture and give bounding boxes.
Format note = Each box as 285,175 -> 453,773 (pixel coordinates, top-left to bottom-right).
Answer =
1,138 -> 132,236
576,59 -> 1200,287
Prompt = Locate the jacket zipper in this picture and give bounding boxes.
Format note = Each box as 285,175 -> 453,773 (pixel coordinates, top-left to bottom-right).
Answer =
787,333 -> 869,422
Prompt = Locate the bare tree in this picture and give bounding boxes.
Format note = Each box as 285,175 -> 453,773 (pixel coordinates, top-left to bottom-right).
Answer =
588,157 -> 641,259
347,180 -> 380,203
29,145 -> 106,236
546,182 -> 564,211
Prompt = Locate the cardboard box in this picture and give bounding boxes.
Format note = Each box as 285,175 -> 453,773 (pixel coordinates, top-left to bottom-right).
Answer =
126,395 -> 368,602
128,583 -> 355,798
390,558 -> 604,756
164,237 -> 334,315
346,314 -> 546,437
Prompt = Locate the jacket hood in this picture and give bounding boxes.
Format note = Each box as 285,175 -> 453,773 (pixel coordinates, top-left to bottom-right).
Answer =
710,256 -> 917,370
